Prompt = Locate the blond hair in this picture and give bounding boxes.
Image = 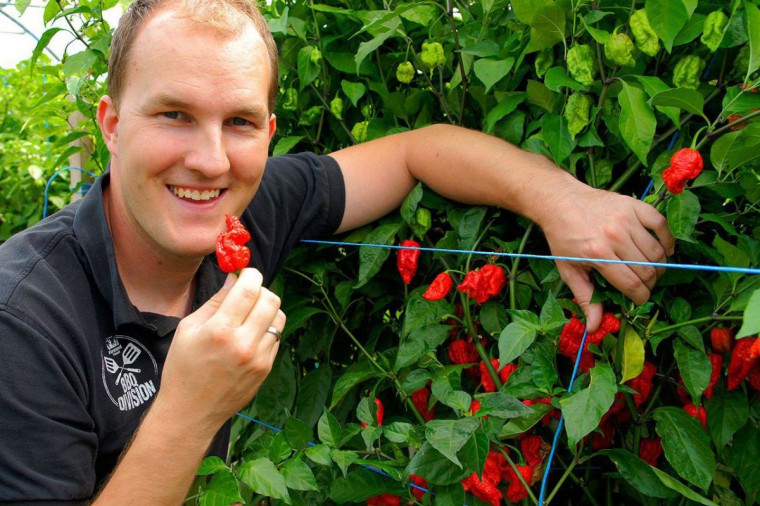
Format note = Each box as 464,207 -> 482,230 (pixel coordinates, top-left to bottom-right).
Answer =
108,0 -> 279,111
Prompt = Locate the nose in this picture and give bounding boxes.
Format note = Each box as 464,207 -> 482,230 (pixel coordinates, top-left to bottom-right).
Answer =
184,125 -> 230,177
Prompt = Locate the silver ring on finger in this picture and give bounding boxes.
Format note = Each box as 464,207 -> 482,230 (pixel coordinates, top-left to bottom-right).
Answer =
265,326 -> 282,342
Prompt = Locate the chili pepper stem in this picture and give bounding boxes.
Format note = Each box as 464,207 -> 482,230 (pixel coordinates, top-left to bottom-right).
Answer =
463,296 -> 502,390
502,449 -> 538,505
648,315 -> 742,336
510,223 -> 535,311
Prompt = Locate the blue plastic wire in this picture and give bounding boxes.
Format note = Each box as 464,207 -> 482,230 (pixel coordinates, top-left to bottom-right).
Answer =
300,240 -> 760,275
42,167 -> 97,219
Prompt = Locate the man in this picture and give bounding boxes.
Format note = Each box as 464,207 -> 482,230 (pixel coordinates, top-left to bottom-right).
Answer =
0,0 -> 674,503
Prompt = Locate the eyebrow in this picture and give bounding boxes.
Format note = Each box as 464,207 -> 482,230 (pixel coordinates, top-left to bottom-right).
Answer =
145,93 -> 268,118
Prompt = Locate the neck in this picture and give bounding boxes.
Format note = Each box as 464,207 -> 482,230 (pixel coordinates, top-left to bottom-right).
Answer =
104,186 -> 202,318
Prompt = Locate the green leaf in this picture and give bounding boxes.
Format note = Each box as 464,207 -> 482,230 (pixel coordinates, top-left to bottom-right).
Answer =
31,28 -> 63,70
705,389 -> 750,451
541,113 -> 576,165
667,190 -> 701,242
527,79 -> 561,113
329,468 -> 405,503
459,427 -> 489,476
63,50 -> 99,77
354,223 -> 400,288
500,403 -> 552,438
284,415 -> 313,449
646,0 -> 688,52
543,67 -> 586,92
197,456 -> 228,476
650,89 -> 707,121
400,183 -> 423,228
601,449 -> 678,499
710,124 -> 760,175
649,466 -> 719,505
484,93 -> 527,134
199,470 -> 244,506
726,423 -> 760,503
341,80 -> 366,106
282,457 -> 319,491
269,432 -> 292,463
383,421 -> 417,444
653,407 -> 716,491
498,318 -> 538,368
457,207 -> 487,250
355,17 -> 402,71
305,444 -> 333,466
540,292 -> 566,332
406,442 -> 472,485
14,0 -> 31,14
431,374 -> 471,412
399,4 -> 437,25
722,86 -> 760,114
673,339 -> 711,400
424,418 -> 480,467
744,0 -> 760,78
401,297 -> 452,338
273,136 -> 304,156
738,289 -> 760,338
329,363 -> 382,410
473,58 -> 514,94
317,408 -> 343,446
239,457 -> 291,503
475,392 -> 533,418
630,75 -> 681,127
330,449 -> 359,477
560,362 -> 617,447
396,324 -> 450,370
296,364 -> 332,428
618,81 -> 656,165
254,351 -> 296,428
620,326 -> 645,383
525,4 -> 566,53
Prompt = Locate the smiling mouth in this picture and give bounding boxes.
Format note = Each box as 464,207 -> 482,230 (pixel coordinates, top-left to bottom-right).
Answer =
169,185 -> 223,202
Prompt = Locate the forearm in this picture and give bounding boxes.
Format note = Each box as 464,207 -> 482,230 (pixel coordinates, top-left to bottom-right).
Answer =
332,124 -> 586,232
93,396 -> 218,505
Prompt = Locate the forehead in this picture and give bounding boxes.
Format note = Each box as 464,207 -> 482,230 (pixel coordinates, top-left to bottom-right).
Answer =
121,7 -> 270,110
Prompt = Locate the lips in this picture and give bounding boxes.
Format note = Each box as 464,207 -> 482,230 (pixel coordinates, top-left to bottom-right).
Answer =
169,185 -> 222,201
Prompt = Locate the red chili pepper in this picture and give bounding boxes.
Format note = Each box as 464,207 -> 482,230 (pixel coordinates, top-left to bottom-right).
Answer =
423,272 -> 453,300
411,387 -> 435,421
710,327 -> 734,354
457,264 -> 506,305
409,475 -> 427,501
558,317 -> 586,358
751,339 -> 760,360
529,396 -> 561,426
727,337 -> 758,390
480,358 -> 505,393
662,148 -> 703,194
366,493 -> 400,506
520,434 -> 545,467
499,363 -> 517,385
504,463 -> 534,502
483,451 -> 506,487
449,339 -> 479,365
683,403 -> 707,429
461,473 -> 503,506
705,353 -> 723,399
396,239 -> 420,284
458,269 -> 488,304
639,438 -> 663,467
215,214 -> 251,274
480,264 -> 506,297
675,373 -> 691,404
749,365 -> 760,392
627,361 -> 657,406
470,399 -> 482,416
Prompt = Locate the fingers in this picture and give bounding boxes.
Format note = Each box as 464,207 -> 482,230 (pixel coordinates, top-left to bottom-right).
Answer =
216,268 -> 265,328
634,202 -> 675,256
184,273 -> 236,325
557,262 -> 603,332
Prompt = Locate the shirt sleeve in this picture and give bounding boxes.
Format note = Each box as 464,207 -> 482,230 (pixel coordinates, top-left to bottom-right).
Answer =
245,152 -> 346,283
0,308 -> 95,504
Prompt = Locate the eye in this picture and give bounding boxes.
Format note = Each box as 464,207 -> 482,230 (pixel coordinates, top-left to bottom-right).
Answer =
230,117 -> 251,127
163,111 -> 181,120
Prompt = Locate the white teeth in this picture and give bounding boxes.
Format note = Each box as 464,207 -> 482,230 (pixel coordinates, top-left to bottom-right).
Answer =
171,186 -> 220,201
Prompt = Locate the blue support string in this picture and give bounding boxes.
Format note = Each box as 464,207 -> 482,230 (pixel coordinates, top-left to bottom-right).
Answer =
42,167 -> 97,219
300,240 -> 760,276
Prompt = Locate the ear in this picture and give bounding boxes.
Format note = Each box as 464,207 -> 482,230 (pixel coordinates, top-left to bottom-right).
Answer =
97,96 -> 119,156
267,113 -> 277,143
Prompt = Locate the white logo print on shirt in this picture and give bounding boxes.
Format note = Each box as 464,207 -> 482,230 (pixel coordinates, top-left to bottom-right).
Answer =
101,335 -> 159,411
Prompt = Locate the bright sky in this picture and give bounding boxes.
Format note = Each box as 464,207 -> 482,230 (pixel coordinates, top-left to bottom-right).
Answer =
0,1 -> 122,70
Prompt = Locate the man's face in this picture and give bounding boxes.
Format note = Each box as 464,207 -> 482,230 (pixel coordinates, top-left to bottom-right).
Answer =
98,8 -> 275,261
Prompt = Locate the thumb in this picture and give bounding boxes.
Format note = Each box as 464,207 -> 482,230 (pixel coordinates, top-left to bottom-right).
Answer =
558,263 -> 602,333
185,273 -> 236,324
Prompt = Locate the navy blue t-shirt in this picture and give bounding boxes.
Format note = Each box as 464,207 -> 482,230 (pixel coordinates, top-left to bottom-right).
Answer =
0,153 -> 344,503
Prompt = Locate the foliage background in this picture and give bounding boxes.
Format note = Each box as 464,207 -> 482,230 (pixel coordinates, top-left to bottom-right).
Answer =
2,0 -> 760,505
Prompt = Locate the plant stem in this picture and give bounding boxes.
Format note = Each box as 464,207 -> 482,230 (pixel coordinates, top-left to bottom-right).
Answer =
648,315 -> 743,336
554,454 -> 601,506
446,0 -> 469,124
502,450 -> 538,505
545,449 -> 581,504
510,223 -> 535,311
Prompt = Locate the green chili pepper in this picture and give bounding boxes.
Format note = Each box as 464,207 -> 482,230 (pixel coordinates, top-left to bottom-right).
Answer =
701,10 -> 728,52
281,88 -> 298,111
673,55 -> 705,89
630,9 -> 660,57
298,106 -> 322,126
310,47 -> 322,65
396,61 -> 415,84
351,121 -> 369,143
535,48 -> 554,78
564,93 -> 593,139
330,97 -> 343,120
413,207 -> 432,237
604,33 -> 636,67
567,44 -> 597,86
421,42 -> 445,69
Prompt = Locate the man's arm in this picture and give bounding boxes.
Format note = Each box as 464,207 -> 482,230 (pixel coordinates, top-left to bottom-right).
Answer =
94,270 -> 284,505
329,124 -> 675,331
